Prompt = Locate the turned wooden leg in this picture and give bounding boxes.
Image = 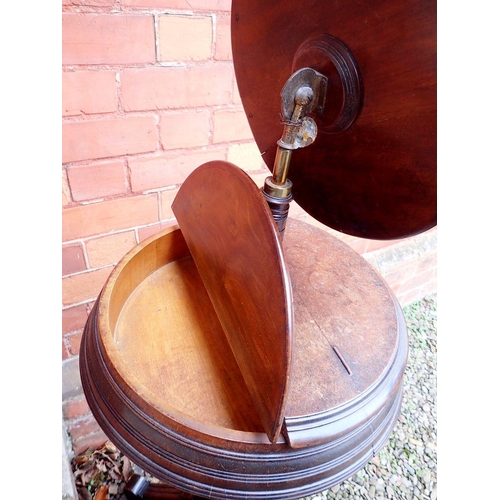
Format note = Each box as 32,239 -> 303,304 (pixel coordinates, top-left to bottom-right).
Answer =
124,474 -> 204,499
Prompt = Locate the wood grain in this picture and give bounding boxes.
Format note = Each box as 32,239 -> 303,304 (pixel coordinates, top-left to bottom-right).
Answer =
115,256 -> 264,433
281,219 -> 407,448
80,219 -> 407,498
231,0 -> 436,239
172,161 -> 293,443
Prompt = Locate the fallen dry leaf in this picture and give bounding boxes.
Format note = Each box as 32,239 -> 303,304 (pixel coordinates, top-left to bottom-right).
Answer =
94,485 -> 108,500
76,486 -> 91,500
72,440 -> 167,499
122,456 -> 133,482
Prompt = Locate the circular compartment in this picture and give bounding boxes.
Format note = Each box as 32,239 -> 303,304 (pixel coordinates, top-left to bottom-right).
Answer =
80,219 -> 407,499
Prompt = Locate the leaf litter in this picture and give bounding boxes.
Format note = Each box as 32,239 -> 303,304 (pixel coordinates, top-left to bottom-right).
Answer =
72,441 -> 140,500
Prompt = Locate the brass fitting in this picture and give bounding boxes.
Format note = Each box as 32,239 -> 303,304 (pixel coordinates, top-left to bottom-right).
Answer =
262,68 -> 327,237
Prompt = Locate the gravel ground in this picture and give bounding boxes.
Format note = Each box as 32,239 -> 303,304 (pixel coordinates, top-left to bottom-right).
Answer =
301,293 -> 437,500
73,293 -> 437,500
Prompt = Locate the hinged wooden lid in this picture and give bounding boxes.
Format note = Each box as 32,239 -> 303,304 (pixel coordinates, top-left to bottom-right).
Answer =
231,0 -> 436,240
172,161 -> 293,443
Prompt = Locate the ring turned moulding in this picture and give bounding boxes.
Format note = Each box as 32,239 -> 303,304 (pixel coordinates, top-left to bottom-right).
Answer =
79,1 -> 436,499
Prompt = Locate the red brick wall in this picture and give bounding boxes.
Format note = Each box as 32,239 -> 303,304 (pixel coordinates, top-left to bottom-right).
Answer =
62,0 -> 436,453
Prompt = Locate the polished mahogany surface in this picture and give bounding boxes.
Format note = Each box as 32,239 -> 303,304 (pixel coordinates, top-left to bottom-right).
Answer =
281,220 -> 406,448
172,161 -> 293,444
231,0 -> 436,239
80,218 -> 407,499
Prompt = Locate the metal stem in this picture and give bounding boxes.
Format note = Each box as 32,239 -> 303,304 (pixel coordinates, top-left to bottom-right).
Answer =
262,69 -> 327,238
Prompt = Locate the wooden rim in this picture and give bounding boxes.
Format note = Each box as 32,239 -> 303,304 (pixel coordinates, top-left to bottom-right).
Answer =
80,220 -> 408,498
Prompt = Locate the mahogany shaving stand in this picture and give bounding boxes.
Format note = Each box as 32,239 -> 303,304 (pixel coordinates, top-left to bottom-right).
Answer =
79,0 -> 435,498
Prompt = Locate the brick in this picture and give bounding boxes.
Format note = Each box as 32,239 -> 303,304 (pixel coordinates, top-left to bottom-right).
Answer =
63,339 -> 72,361
288,200 -> 307,219
336,232 -> 361,247
398,287 -> 429,308
129,148 -> 225,192
62,116 -> 158,163
215,16 -> 232,61
415,252 -> 437,274
342,237 -> 369,255
363,238 -> 405,254
159,188 -> 179,220
62,356 -> 83,400
248,171 -> 269,189
86,231 -> 137,268
395,289 -> 412,307
63,267 -> 112,306
158,15 -> 212,62
63,195 -> 159,242
63,243 -> 86,275
63,395 -> 91,421
62,338 -> 71,360
121,0 -> 231,9
62,170 -> 71,206
66,0 -> 115,6
227,142 -> 265,171
68,414 -> 102,442
67,331 -> 84,356
62,13 -> 155,65
122,66 -> 232,111
72,430 -> 108,455
160,110 -> 210,150
63,303 -> 92,334
414,227 -> 437,255
138,221 -> 177,242
350,235 -> 372,249
233,76 -> 243,105
404,260 -> 437,292
213,109 -> 253,143
370,239 -> 419,275
383,262 -> 418,295
63,70 -> 118,117
67,161 -> 128,201
420,278 -> 437,297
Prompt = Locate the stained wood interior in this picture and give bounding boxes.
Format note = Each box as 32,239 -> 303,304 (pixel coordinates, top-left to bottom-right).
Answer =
114,255 -> 264,433
100,220 -> 400,443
